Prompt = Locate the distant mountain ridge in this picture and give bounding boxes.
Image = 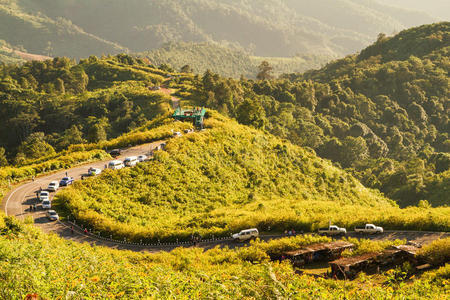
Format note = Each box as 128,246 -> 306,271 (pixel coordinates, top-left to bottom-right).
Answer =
0,0 -> 439,60
137,42 -> 333,78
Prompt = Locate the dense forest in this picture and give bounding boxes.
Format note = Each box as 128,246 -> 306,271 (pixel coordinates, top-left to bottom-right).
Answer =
0,0 -> 439,60
0,54 -> 173,164
187,23 -> 450,207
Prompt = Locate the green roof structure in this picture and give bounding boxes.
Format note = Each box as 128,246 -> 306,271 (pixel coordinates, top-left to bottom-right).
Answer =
172,107 -> 206,128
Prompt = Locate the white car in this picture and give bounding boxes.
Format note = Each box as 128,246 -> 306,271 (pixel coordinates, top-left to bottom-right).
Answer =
173,131 -> 182,137
355,224 -> 384,234
318,225 -> 347,236
124,156 -> 139,167
137,155 -> 148,162
47,181 -> 59,192
232,228 -> 259,241
42,200 -> 51,209
46,210 -> 59,221
108,160 -> 125,170
88,168 -> 102,176
39,191 -> 50,201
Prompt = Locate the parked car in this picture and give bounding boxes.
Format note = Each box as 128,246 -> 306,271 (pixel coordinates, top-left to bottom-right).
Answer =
354,224 -> 383,234
318,225 -> 347,236
59,176 -> 74,186
232,228 -> 259,241
137,155 -> 148,162
109,149 -> 121,157
124,156 -> 139,167
88,168 -> 102,176
173,131 -> 182,137
184,128 -> 194,134
39,191 -> 50,202
46,210 -> 59,221
42,200 -> 51,209
47,181 -> 59,192
108,160 -> 125,170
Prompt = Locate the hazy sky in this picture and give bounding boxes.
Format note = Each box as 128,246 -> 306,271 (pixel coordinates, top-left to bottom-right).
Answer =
376,0 -> 450,20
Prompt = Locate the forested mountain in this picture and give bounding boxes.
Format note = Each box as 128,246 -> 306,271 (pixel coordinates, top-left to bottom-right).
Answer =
0,0 -> 438,60
0,22 -> 448,208
187,23 -> 450,207
137,42 -> 332,78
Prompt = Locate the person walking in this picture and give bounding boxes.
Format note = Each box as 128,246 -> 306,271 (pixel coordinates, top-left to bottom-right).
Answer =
71,226 -> 74,235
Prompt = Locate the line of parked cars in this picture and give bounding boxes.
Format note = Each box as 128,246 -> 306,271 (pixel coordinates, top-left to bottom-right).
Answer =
318,224 -> 384,236
36,176 -> 74,220
108,155 -> 149,170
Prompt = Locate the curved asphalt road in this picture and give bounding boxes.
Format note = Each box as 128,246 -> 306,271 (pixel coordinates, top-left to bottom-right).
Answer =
1,140 -> 449,253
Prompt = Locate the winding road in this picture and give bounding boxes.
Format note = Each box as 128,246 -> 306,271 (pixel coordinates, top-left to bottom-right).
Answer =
1,140 -> 449,253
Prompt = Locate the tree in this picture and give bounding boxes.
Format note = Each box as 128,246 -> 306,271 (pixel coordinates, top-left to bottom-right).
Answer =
236,99 -> 267,129
340,136 -> 369,168
17,132 -> 55,160
58,125 -> 86,149
180,65 -> 192,73
0,147 -> 8,166
256,61 -> 273,80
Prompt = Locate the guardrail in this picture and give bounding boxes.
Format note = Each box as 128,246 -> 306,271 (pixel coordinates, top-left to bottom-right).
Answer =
63,220 -> 234,248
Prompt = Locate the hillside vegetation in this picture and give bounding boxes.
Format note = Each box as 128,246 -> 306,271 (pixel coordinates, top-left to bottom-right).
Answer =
1,213 -> 450,298
0,54 -> 177,162
187,23 -> 450,207
0,0 -> 438,60
137,42 -> 332,78
56,113 -> 450,242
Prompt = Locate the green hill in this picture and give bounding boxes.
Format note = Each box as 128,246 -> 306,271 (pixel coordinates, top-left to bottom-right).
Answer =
0,0 -> 438,59
187,23 -> 450,207
56,112 -> 450,242
137,42 -> 332,78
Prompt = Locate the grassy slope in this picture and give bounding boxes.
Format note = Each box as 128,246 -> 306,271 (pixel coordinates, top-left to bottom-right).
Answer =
0,214 -> 449,298
57,112 -> 450,242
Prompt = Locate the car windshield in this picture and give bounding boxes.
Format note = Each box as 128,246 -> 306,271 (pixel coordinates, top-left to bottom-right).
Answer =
49,211 -> 57,215
62,177 -> 68,180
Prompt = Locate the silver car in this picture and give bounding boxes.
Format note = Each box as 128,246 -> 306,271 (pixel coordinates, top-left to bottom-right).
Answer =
46,210 -> 59,221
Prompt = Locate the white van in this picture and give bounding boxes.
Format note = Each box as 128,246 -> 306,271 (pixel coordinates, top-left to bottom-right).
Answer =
232,228 -> 259,241
47,181 -> 59,192
124,156 -> 139,167
108,160 -> 125,170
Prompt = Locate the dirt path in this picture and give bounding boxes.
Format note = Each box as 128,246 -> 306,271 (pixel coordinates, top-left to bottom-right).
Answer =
160,87 -> 180,109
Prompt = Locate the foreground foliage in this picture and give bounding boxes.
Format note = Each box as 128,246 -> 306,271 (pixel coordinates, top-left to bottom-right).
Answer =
0,214 -> 448,299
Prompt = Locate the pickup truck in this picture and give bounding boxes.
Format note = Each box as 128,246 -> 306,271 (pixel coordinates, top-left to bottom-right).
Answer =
354,224 -> 383,234
318,225 -> 347,236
